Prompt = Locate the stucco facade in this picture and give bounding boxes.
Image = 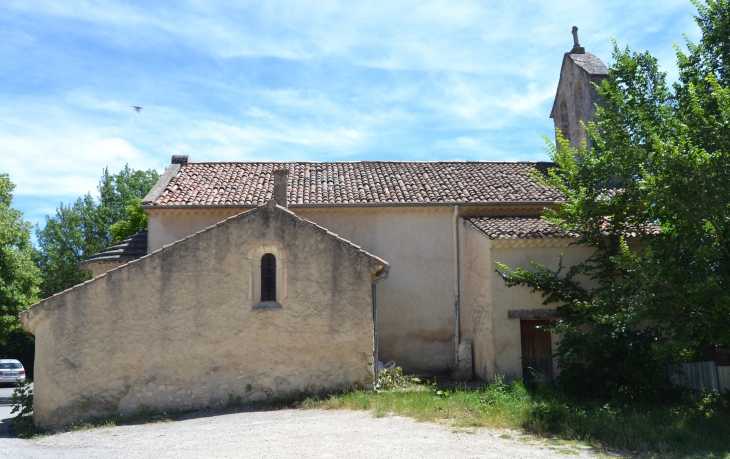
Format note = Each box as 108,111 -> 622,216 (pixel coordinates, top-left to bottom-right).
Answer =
147,205 -> 592,377
20,201 -> 386,428
459,219 -> 495,381
144,204 -> 597,381
147,206 -> 462,375
459,220 -> 596,381
147,209 -> 245,253
146,206 -> 459,374
295,207 -> 456,373
23,40 -> 612,429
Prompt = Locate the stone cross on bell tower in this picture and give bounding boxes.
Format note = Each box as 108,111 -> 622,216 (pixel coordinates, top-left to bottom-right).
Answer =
571,26 -> 585,54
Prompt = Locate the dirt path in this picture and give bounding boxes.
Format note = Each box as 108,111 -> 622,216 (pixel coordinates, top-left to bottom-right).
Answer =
0,409 -> 600,458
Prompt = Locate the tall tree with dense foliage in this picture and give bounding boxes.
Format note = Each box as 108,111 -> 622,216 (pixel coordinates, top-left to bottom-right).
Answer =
0,174 -> 39,377
0,174 -> 41,378
0,174 -> 40,348
496,0 -> 730,400
97,165 -> 159,237
36,165 -> 159,297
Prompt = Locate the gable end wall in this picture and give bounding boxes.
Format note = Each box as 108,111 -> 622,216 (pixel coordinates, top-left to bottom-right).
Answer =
25,205 -> 382,428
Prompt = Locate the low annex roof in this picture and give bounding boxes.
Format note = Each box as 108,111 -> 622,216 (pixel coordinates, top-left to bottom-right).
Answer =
145,161 -> 562,207
466,216 -> 579,240
77,231 -> 147,271
466,216 -> 660,240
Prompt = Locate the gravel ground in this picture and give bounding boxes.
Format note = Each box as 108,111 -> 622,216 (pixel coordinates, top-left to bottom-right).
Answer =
0,409 -> 602,458
0,385 -> 14,437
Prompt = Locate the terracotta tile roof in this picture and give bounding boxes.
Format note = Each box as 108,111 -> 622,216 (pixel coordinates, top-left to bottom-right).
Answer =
77,232 -> 148,270
149,162 -> 562,206
466,217 -> 578,239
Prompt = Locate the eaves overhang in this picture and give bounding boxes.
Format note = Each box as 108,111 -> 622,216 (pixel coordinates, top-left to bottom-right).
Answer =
142,200 -> 561,210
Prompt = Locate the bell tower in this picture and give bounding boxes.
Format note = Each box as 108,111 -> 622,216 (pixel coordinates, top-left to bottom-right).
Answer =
549,27 -> 608,149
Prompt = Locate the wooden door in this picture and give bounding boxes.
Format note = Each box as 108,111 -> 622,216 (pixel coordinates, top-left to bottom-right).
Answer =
520,319 -> 553,386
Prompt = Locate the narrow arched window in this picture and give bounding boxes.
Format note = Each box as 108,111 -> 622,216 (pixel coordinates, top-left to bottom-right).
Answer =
261,253 -> 276,301
574,81 -> 586,144
574,81 -> 584,109
559,97 -> 571,142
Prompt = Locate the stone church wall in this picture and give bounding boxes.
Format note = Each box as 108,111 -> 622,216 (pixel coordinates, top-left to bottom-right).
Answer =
488,241 -> 595,380
21,203 -> 385,429
459,220 -> 494,381
147,208 -> 245,253
148,206 -> 458,375
295,207 -> 456,375
552,54 -> 607,150
460,220 -> 596,381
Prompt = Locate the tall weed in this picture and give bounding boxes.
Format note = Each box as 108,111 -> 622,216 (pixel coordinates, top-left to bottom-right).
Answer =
10,380 -> 40,437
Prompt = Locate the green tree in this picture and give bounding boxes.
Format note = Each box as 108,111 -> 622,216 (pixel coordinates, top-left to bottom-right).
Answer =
496,0 -> 730,400
35,194 -> 110,296
109,198 -> 148,243
98,165 -> 159,227
0,174 -> 40,340
36,165 -> 159,297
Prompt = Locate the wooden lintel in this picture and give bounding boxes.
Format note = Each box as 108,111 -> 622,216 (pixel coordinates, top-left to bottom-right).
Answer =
508,309 -> 556,319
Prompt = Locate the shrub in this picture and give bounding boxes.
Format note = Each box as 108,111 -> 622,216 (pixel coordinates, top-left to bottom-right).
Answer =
11,379 -> 38,437
377,366 -> 411,390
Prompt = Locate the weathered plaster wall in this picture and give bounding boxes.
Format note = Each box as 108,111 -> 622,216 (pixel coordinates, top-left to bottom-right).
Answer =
489,241 -> 595,379
459,220 -> 494,381
553,55 -> 606,149
295,207 -> 456,374
145,205 -> 596,379
147,209 -> 248,253
22,204 -> 384,429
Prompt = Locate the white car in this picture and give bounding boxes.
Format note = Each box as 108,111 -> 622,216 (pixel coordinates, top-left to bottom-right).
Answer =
0,359 -> 26,385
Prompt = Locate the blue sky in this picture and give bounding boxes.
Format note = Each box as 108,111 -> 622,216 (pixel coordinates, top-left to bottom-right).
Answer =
0,0 -> 701,233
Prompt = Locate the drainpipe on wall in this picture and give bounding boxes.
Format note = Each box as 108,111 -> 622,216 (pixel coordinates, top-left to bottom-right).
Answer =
372,266 -> 390,389
453,205 -> 460,368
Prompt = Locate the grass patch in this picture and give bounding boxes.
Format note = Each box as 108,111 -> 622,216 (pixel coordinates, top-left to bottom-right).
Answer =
301,377 -> 730,458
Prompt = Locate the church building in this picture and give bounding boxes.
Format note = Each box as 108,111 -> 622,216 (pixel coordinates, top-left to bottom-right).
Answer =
20,33 -> 609,429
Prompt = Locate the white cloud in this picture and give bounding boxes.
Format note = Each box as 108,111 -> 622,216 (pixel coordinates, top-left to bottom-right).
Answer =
0,0 -> 703,232
493,83 -> 556,117
3,0 -> 697,73
1,129 -> 148,198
